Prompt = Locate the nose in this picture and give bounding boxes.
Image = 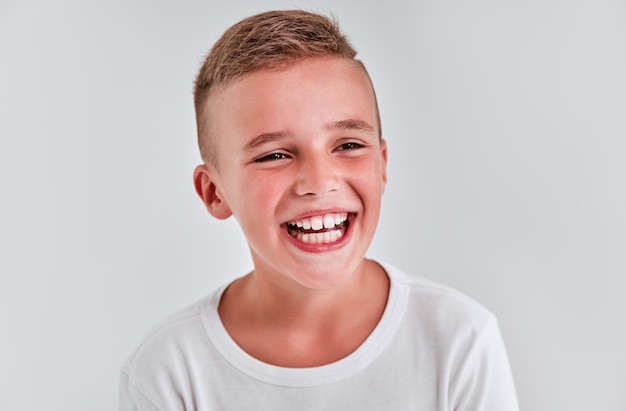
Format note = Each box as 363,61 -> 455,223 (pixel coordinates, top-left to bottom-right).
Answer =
293,154 -> 339,197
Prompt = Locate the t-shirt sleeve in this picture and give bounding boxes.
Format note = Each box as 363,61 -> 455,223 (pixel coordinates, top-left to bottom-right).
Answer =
118,368 -> 162,411
451,317 -> 520,411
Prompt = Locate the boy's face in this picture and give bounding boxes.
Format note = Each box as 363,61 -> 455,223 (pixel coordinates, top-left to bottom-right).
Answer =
195,57 -> 387,290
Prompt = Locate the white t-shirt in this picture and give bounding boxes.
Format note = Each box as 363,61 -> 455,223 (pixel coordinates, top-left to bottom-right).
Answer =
119,262 -> 519,410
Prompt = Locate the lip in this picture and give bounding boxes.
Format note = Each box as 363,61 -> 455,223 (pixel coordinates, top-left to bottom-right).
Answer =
281,212 -> 356,253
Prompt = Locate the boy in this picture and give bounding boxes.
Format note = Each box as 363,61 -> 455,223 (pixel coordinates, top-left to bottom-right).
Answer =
119,10 -> 518,410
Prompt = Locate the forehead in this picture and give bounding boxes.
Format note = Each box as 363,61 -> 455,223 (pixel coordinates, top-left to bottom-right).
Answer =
206,57 -> 378,140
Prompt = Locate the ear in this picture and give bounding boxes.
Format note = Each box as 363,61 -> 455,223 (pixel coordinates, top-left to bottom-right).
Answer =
380,138 -> 388,188
193,164 -> 232,220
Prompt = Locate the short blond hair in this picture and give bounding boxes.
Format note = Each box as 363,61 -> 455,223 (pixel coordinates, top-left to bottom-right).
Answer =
193,10 -> 379,165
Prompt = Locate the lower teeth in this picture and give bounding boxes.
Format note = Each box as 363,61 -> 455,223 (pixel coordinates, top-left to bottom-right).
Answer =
290,229 -> 344,244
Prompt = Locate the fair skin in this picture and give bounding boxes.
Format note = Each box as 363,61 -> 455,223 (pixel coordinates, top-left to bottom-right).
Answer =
194,57 -> 389,367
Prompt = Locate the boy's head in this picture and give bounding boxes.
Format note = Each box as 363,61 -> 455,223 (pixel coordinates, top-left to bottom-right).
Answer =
192,10 -> 387,288
193,10 -> 381,167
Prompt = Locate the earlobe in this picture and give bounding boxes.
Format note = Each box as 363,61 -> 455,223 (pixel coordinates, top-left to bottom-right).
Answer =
193,164 -> 232,220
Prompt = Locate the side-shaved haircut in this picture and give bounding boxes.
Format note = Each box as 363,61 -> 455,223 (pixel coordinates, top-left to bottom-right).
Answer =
193,10 -> 381,166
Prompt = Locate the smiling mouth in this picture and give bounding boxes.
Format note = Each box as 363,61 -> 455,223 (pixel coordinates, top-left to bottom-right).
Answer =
285,212 -> 352,245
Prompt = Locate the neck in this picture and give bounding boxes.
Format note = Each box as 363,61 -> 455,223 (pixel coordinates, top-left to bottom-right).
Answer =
217,259 -> 389,367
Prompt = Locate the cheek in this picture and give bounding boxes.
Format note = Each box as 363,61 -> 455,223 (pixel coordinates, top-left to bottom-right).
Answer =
238,175 -> 287,221
353,159 -> 386,193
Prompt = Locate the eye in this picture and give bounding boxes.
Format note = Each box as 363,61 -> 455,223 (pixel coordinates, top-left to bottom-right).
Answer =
254,152 -> 290,162
334,142 -> 364,151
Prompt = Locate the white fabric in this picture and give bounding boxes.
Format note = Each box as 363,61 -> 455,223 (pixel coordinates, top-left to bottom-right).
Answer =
119,262 -> 519,410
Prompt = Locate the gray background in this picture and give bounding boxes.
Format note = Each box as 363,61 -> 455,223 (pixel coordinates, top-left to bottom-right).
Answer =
1,0 -> 625,410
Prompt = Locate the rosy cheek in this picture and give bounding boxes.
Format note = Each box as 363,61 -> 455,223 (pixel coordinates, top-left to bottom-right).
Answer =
247,180 -> 282,212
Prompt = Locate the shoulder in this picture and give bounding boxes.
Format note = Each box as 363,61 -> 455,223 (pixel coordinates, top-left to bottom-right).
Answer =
123,299 -> 203,370
384,262 -> 492,313
374,262 -> 518,409
381,262 -> 498,339
119,289 -> 226,409
120,280 -> 258,409
121,286 -> 224,383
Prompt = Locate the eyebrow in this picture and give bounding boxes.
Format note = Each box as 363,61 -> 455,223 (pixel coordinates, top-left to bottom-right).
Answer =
243,130 -> 293,152
242,119 -> 375,152
326,119 -> 374,133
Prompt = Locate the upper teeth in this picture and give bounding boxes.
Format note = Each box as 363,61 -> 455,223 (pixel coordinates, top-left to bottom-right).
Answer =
290,213 -> 348,231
